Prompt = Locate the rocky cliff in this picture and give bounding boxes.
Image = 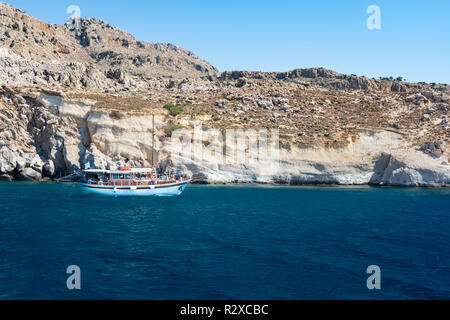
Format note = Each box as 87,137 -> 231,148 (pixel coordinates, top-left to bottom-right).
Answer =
0,2 -> 449,186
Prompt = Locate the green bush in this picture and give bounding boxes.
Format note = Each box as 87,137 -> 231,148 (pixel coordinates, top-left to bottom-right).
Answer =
164,124 -> 184,137
212,114 -> 220,121
163,103 -> 184,116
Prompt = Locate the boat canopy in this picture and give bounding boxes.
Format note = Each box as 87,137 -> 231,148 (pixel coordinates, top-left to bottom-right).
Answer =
83,168 -> 155,174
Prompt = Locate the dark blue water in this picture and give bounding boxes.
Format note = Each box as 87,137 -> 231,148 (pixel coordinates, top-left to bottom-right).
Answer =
0,182 -> 449,299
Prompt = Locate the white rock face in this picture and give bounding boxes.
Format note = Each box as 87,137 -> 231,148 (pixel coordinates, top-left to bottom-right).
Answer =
0,91 -> 449,186
165,129 -> 449,186
17,167 -> 42,181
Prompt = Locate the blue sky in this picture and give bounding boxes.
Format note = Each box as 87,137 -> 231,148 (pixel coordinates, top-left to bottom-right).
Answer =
5,0 -> 450,83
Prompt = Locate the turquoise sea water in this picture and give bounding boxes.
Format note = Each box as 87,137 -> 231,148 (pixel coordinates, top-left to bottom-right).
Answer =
0,182 -> 449,299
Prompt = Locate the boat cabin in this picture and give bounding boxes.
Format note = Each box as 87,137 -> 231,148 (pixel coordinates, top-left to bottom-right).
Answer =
82,168 -> 182,187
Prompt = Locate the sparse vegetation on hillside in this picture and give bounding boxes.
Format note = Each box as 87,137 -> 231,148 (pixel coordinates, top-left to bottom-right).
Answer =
163,103 -> 184,116
164,123 -> 184,137
67,92 -> 150,114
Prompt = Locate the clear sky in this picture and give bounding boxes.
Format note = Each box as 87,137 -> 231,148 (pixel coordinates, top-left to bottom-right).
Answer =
5,0 -> 450,83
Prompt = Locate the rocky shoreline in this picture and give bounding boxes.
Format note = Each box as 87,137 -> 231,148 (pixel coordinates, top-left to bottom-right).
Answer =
0,2 -> 448,187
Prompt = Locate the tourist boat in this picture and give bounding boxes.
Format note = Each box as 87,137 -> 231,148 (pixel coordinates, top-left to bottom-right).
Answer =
80,112 -> 191,197
81,167 -> 191,197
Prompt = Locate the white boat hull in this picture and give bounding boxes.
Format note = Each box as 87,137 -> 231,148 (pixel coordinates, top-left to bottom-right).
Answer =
80,180 -> 191,197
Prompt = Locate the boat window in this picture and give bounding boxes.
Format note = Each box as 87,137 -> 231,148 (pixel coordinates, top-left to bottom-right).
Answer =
113,174 -> 119,180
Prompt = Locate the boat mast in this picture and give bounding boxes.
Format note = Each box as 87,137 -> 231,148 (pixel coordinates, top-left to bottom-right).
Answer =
151,112 -> 155,169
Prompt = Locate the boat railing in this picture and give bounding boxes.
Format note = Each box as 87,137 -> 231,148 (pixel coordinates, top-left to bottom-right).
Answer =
82,177 -> 190,187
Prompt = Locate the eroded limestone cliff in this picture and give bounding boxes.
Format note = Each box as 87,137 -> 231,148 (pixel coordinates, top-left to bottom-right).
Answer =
0,2 -> 448,186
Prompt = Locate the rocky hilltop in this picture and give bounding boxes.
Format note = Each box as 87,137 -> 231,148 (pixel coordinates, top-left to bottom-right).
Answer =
0,2 -> 217,89
0,2 -> 449,186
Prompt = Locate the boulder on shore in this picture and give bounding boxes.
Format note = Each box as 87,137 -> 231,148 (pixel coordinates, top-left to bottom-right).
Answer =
16,167 -> 42,181
0,174 -> 13,181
